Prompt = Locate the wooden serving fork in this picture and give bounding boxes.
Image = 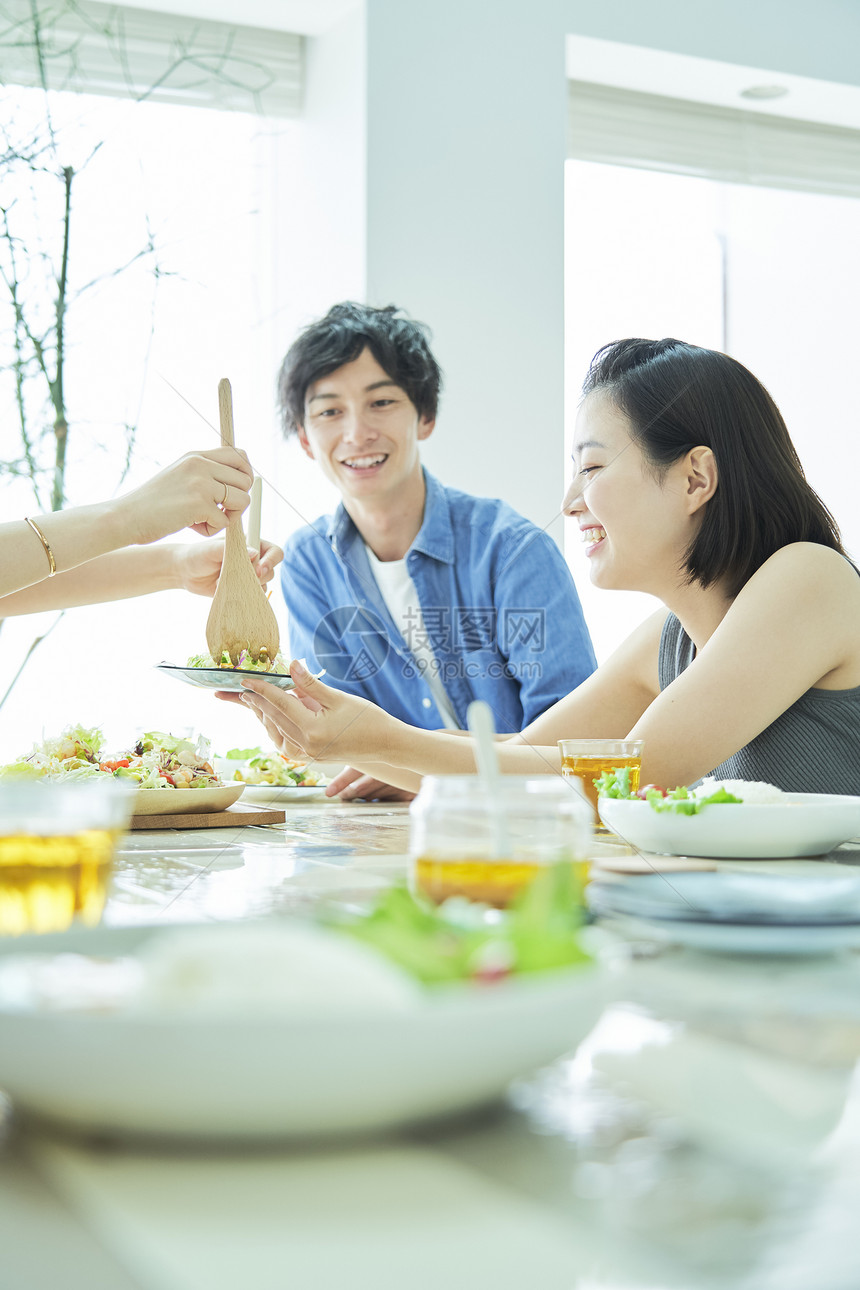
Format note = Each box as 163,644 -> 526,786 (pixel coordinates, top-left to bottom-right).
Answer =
205,378 -> 280,668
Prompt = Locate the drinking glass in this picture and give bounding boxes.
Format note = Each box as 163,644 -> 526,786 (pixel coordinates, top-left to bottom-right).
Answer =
0,779 -> 136,936
558,739 -> 644,829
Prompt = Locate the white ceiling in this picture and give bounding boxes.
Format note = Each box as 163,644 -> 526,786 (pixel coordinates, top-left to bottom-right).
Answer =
109,0 -> 360,35
567,34 -> 860,130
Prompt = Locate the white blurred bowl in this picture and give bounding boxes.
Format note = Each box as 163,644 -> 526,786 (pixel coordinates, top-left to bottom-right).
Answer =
0,923 -> 605,1142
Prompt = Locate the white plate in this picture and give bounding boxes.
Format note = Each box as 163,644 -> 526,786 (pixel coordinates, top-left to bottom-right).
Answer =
588,872 -> 860,924
132,784 -> 245,816
594,912 -> 860,956
598,793 -> 860,859
239,784 -> 330,803
213,756 -> 328,799
0,924 -> 605,1142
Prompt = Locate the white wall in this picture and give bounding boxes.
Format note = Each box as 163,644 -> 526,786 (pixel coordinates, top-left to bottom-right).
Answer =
364,0 -> 568,545
269,3 -> 368,538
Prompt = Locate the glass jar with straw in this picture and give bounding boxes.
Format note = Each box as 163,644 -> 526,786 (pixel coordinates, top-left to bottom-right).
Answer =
409,701 -> 592,908
409,775 -> 593,908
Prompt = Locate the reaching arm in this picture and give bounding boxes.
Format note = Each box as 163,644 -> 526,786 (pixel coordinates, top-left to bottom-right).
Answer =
217,660 -> 592,791
280,532 -> 413,796
493,528 -> 597,723
221,544 -> 860,791
0,447 -> 254,603
324,764 -> 422,800
214,613 -> 664,790
509,609 -> 665,747
626,544 -> 860,786
0,536 -> 283,616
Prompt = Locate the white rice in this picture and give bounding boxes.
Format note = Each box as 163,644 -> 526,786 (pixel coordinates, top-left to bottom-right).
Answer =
693,777 -> 785,804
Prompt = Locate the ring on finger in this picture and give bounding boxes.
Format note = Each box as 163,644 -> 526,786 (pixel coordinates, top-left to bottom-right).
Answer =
219,481 -> 229,507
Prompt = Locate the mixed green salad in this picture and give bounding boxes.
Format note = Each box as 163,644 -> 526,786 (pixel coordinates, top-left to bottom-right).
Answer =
328,862 -> 592,986
596,767 -> 743,815
188,649 -> 290,674
0,725 -> 222,790
220,746 -> 325,788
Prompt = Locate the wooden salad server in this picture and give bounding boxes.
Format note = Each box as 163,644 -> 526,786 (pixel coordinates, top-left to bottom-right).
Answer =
205,379 -> 280,668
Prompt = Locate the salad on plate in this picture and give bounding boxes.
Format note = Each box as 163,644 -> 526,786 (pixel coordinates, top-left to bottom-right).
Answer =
596,768 -> 784,815
219,746 -> 326,789
187,649 -> 291,674
0,726 -> 223,791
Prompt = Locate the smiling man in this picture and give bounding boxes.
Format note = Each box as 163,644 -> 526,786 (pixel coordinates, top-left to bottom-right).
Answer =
277,301 -> 595,798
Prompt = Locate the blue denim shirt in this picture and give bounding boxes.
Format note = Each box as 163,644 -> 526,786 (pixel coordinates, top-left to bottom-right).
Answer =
280,471 -> 596,733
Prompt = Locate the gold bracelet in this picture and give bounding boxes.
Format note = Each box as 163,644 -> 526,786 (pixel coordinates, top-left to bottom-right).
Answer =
24,516 -> 57,577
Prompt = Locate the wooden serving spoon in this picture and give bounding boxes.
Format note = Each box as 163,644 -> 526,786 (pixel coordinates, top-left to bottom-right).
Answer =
205,378 -> 280,668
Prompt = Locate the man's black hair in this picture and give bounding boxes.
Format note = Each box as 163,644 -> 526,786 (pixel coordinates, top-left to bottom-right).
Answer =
277,302 -> 442,436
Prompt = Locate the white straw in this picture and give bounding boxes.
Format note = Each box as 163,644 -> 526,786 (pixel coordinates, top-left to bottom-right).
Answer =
467,700 -> 511,858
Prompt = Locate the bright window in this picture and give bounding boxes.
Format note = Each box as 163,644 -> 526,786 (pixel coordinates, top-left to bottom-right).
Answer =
0,84 -> 317,758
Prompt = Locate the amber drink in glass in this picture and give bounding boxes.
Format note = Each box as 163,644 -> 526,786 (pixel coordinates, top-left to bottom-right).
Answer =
558,739 -> 644,829
0,780 -> 136,936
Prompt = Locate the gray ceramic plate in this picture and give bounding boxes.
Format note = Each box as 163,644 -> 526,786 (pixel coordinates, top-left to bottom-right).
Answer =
156,663 -> 295,692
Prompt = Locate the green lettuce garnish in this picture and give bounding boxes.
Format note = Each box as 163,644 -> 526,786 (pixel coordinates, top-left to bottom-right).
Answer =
326,863 -> 591,986
0,760 -> 46,781
595,766 -> 635,799
136,731 -> 196,759
595,770 -> 742,814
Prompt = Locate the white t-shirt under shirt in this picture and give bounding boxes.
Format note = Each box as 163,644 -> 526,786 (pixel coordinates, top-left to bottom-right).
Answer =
364,545 -> 461,730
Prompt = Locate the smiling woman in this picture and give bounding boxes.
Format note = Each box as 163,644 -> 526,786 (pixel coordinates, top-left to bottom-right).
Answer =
221,339 -> 860,797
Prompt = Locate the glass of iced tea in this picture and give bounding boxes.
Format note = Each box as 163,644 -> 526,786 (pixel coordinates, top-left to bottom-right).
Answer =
409,775 -> 592,908
558,739 -> 644,829
0,779 -> 137,936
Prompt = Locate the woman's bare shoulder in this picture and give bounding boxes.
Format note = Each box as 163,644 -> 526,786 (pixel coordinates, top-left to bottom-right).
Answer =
755,541 -> 855,577
742,543 -> 858,599
726,543 -> 860,685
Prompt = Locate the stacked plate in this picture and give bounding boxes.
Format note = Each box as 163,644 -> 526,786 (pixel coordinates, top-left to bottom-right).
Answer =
588,871 -> 860,955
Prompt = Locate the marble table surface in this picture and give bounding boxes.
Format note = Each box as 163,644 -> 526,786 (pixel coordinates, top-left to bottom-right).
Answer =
3,799 -> 860,1290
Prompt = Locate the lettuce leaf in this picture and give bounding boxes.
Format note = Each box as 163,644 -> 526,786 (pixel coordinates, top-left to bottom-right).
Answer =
327,863 -> 591,986
596,769 -> 743,813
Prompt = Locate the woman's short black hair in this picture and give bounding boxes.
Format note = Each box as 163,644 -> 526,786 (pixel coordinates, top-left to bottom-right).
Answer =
582,339 -> 845,598
277,302 -> 442,437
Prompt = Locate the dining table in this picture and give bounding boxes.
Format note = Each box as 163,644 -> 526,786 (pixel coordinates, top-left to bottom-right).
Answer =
3,796 -> 860,1290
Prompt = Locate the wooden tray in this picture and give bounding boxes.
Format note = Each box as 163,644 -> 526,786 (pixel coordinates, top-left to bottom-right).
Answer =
129,802 -> 286,830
